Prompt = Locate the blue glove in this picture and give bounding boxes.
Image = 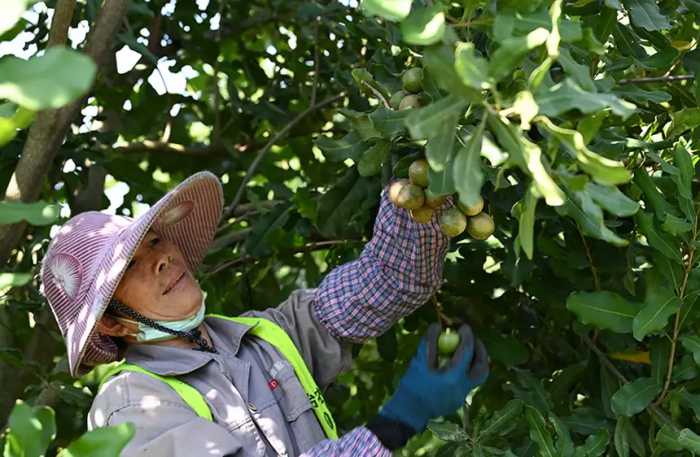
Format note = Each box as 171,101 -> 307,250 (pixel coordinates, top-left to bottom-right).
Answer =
379,323 -> 489,432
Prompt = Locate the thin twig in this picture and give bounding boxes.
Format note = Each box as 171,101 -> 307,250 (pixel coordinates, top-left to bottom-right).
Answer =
581,334 -> 678,432
311,25 -> 320,107
431,294 -> 453,327
222,92 -> 345,220
578,228 -> 601,291
654,205 -> 700,405
203,239 -> 362,276
361,81 -> 390,109
618,75 -> 694,85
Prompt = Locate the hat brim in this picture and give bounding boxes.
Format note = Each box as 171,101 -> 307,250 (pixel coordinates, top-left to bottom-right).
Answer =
67,171 -> 223,376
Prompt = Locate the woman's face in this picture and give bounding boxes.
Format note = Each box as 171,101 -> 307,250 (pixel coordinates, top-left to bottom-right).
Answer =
113,230 -> 203,321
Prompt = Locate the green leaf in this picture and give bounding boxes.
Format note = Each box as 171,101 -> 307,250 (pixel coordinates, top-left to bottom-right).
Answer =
488,28 -> 549,82
566,291 -> 639,333
427,161 -> 457,195
536,116 -> 632,186
3,401 -> 56,457
0,201 -> 59,226
368,108 -> 410,139
0,105 -> 35,147
580,429 -> 610,457
400,5 -> 445,46
0,272 -> 31,292
488,114 -> 564,206
358,141 -> 390,177
614,418 -> 630,457
405,96 -> 466,171
680,390 -> 700,420
479,400 -> 525,439
655,426 -> 700,454
546,0 -> 562,58
680,335 -> 700,365
351,68 -> 390,100
585,183 -> 639,217
632,271 -> 681,341
636,212 -> 682,262
454,42 -> 490,90
316,169 -> 381,238
621,0 -> 672,31
243,204 -> 292,256
405,95 -> 466,142
453,118 -> 485,208
549,415 -> 574,457
513,185 -> 538,260
650,338 -> 671,385
661,213 -> 692,236
0,0 -> 30,35
315,132 -> 369,163
511,90 -> 539,129
558,186 -> 629,246
423,44 -> 481,100
536,79 -> 636,120
558,48 -> 595,92
613,86 -> 671,104
360,0 -> 411,21
610,377 -> 660,417
427,421 -> 469,442
0,47 -> 96,110
666,108 -> 700,137
672,142 -> 695,222
525,406 -> 557,457
58,423 -> 134,457
633,168 -> 676,220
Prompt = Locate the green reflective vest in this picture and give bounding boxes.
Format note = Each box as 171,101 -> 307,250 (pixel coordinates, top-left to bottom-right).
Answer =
99,315 -> 338,440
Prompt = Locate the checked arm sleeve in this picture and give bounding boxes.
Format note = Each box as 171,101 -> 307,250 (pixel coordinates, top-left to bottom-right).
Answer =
300,426 -> 393,456
313,185 -> 451,343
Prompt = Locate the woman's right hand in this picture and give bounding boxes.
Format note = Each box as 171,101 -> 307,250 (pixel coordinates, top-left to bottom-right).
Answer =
378,323 -> 490,432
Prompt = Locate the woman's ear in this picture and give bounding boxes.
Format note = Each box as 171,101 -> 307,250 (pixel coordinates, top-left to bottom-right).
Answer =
97,314 -> 136,337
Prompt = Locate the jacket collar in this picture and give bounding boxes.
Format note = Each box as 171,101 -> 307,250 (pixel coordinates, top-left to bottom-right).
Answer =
123,315 -> 254,376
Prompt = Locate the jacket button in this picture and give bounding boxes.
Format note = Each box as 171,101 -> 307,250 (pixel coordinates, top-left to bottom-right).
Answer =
248,402 -> 257,412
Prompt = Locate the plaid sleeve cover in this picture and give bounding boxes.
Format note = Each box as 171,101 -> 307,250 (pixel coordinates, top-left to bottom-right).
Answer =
301,427 -> 392,457
312,185 -> 451,342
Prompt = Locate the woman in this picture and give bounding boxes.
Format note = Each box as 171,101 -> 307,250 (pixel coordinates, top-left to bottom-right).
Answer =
41,171 -> 488,456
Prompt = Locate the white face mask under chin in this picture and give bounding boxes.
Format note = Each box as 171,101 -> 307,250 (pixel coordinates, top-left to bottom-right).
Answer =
115,291 -> 207,342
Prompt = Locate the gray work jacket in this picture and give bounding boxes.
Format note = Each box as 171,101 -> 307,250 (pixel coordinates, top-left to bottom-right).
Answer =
88,289 -> 353,456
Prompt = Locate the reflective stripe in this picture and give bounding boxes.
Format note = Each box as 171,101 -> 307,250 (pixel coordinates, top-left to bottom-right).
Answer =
99,361 -> 213,421
211,315 -> 339,440
98,316 -> 338,440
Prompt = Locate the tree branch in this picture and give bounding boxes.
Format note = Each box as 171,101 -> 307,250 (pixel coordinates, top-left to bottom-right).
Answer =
618,75 -> 694,85
221,92 -> 345,220
47,0 -> 76,48
0,0 -> 129,264
203,239 -> 362,276
109,140 -> 228,156
578,228 -> 600,291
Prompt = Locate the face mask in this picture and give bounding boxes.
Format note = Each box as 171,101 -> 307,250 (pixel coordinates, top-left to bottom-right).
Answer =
115,292 -> 207,342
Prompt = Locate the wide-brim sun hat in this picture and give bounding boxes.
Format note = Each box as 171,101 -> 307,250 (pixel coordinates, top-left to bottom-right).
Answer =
40,171 -> 223,376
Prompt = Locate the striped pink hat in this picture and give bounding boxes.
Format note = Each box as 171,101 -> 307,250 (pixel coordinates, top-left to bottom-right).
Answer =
40,171 -> 223,376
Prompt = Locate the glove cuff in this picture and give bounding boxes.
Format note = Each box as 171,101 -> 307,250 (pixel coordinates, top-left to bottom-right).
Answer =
379,392 -> 429,432
366,414 -> 417,450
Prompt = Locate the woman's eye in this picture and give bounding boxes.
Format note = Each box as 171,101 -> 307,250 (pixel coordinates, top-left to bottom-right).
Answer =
149,237 -> 160,247
127,259 -> 136,270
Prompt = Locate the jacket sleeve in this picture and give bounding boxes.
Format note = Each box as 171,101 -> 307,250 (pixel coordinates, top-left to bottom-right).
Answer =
242,288 -> 353,390
300,427 -> 392,457
88,373 -> 242,457
312,184 -> 451,343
